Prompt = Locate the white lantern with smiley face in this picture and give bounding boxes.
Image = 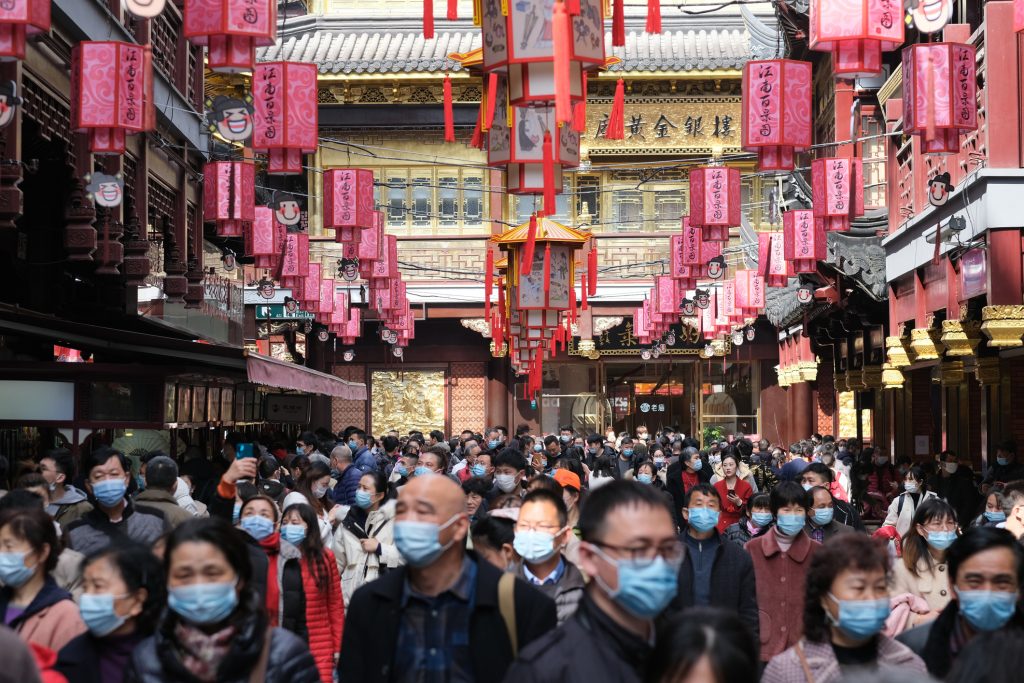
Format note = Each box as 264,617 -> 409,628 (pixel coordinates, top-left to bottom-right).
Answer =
122,0 -> 166,19
205,94 -> 254,143
0,81 -> 22,129
84,173 -> 124,208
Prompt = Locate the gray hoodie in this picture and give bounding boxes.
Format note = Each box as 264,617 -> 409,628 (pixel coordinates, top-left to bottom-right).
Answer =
46,484 -> 89,516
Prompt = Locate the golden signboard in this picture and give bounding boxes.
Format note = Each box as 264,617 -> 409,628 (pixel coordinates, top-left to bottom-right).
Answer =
585,97 -> 743,155
371,370 -> 446,435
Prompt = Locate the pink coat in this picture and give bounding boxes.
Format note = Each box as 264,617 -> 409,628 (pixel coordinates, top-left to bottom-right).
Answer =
746,530 -> 819,662
762,636 -> 927,683
17,599 -> 86,654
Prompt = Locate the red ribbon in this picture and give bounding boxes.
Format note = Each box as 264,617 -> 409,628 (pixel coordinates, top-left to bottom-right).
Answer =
443,74 -> 455,143
423,0 -> 434,39
542,131 -> 557,215
646,0 -> 662,34
553,0 -> 572,125
612,0 -> 625,47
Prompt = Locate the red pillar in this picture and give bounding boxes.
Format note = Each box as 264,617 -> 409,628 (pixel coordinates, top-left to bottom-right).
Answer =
987,229 -> 1024,305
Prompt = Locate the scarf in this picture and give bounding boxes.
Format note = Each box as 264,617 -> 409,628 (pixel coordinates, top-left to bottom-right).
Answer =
174,621 -> 236,683
259,532 -> 281,626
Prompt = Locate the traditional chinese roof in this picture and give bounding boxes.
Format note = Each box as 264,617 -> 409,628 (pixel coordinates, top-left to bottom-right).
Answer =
491,217 -> 591,247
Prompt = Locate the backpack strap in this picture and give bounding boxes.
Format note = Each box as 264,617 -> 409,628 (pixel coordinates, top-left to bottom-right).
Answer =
795,641 -> 815,683
498,571 -> 518,657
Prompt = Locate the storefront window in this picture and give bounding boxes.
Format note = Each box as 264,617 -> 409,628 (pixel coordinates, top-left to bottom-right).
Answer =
699,359 -> 757,443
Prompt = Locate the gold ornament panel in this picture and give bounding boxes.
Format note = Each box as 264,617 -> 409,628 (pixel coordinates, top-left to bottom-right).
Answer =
371,370 -> 446,435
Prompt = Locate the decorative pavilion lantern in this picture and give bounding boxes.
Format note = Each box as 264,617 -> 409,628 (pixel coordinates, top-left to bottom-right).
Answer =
742,60 -> 812,172
252,62 -> 318,175
203,161 -> 255,237
809,0 -> 904,78
688,167 -> 741,242
246,206 -> 280,269
758,232 -> 789,287
811,157 -> 864,232
783,209 -> 826,273
323,168 -> 376,241
0,0 -> 49,61
183,0 -> 276,73
902,42 -> 977,155
71,41 -> 154,155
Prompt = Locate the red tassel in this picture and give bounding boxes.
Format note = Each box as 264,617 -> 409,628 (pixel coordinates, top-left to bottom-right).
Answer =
543,243 -> 552,298
443,75 -> 455,143
570,279 -> 578,318
553,0 -> 572,125
521,213 -> 538,276
573,72 -> 588,133
588,247 -> 597,296
581,270 -> 588,310
424,0 -> 434,39
470,104 -> 484,149
613,0 -> 625,47
543,130 -> 556,215
447,0 -> 457,20
566,0 -> 580,14
484,248 -> 494,318
485,73 -> 499,129
646,0 -> 662,34
606,79 -> 625,140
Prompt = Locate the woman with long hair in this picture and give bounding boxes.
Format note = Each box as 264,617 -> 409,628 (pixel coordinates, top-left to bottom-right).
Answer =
882,465 -> 938,537
280,503 -> 344,683
282,461 -> 335,543
890,498 -> 958,624
332,471 -> 401,606
712,453 -> 754,533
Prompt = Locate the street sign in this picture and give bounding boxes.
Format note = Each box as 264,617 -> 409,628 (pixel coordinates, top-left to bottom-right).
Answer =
255,304 -> 315,320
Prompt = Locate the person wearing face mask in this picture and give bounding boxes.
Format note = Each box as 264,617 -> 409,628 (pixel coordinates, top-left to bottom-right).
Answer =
882,465 -> 938,538
127,517 -> 319,682
452,439 -> 481,482
558,426 -> 574,448
805,486 -> 854,544
970,490 -> 1008,529
890,499 -> 959,625
615,438 -> 635,479
746,481 -> 821,663
492,449 -> 529,499
485,427 -> 505,453
859,448 -> 899,521
236,495 -> 298,629
584,434 -> 612,470
55,543 -> 164,683
724,492 -> 773,546
37,449 -> 92,534
66,447 -> 169,557
333,472 -> 401,606
345,430 -> 377,475
666,447 -> 712,530
981,440 -> 1024,494
816,445 -> 850,500
513,489 -> 585,625
762,534 -> 926,682
503,481 -> 681,683
339,473 -> 556,683
281,462 -> 335,543
931,450 -> 980,528
132,456 -> 192,529
326,444 -> 360,507
898,527 -> 1024,678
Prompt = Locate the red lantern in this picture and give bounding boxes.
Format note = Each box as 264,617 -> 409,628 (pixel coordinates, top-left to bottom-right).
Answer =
252,62 -> 319,175
278,232 -> 309,290
323,168 -> 376,239
809,0 -> 904,77
203,161 -> 255,237
811,157 -> 864,232
902,42 -> 977,155
318,277 -> 335,318
246,207 -> 280,269
71,41 -> 154,155
758,232 -> 789,287
783,209 -> 826,274
183,0 -> 276,73
329,290 -> 349,334
688,167 -> 741,242
742,60 -> 812,172
0,0 -> 49,61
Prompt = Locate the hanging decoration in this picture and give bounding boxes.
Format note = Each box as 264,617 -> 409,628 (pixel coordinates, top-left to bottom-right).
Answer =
758,231 -> 789,287
246,207 -> 280,270
688,167 -> 741,242
123,0 -> 167,18
205,94 -> 254,144
902,42 -> 977,155
811,157 -> 864,232
905,0 -> 953,33
782,209 -> 826,274
734,269 -> 766,317
183,0 -> 277,73
0,81 -> 21,129
83,173 -> 125,209
741,59 -> 812,172
322,168 -> 376,242
71,41 -> 154,155
927,172 -> 954,207
809,0 -> 904,77
278,231 -> 309,290
203,161 -> 255,237
252,62 -> 319,175
0,0 -> 50,61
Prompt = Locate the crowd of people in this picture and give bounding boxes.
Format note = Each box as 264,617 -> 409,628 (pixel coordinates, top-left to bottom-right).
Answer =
1,424 -> 1023,682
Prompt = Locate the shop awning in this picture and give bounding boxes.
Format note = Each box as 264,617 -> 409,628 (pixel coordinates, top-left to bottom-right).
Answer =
245,352 -> 366,400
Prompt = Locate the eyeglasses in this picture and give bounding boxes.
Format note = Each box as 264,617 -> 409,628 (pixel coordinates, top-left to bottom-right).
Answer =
922,521 -> 957,532
589,539 -> 685,568
516,522 -> 563,534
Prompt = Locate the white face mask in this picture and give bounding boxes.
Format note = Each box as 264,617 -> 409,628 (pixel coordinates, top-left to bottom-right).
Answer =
904,481 -> 919,494
944,462 -> 959,474
495,473 -> 518,493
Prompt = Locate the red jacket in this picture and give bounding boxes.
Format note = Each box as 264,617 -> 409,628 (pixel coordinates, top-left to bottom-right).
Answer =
302,548 -> 346,683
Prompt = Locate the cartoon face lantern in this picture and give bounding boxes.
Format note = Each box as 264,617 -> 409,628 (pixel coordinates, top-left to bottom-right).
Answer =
256,277 -> 275,299
796,283 -> 814,304
0,82 -> 23,130
220,249 -> 236,272
84,173 -> 125,208
905,0 -> 953,34
206,95 -> 254,143
680,298 -> 696,317
317,328 -> 330,342
706,256 -> 726,281
122,0 -> 167,18
695,289 -> 711,310
284,297 -> 298,314
338,257 -> 359,282
927,172 -> 954,208
273,193 -> 302,227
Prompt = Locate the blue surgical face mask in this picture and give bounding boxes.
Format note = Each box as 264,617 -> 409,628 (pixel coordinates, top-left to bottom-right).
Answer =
777,513 -> 806,536
393,515 -> 461,567
280,524 -> 307,546
414,466 -> 432,477
240,515 -> 275,541
232,502 -> 242,525
532,443 -> 543,453
637,473 -> 653,485
135,475 -> 145,493
956,588 -> 1019,631
751,511 -> 774,527
828,594 -> 891,640
591,546 -> 679,619
91,478 -> 127,507
997,457 -> 1010,467
623,449 -> 633,457
0,551 -> 34,588
348,440 -> 358,451
690,458 -> 703,472
927,530 -> 957,551
489,440 -> 501,450
985,510 -> 1007,523
687,507 -> 720,533
395,464 -> 409,478
168,581 -> 239,625
560,435 -> 571,443
79,593 -> 128,637
355,489 -> 373,509
471,463 -> 486,477
812,508 -> 835,526
514,530 -> 559,564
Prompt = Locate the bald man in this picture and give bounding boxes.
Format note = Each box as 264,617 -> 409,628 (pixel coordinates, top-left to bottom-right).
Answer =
339,473 -> 557,683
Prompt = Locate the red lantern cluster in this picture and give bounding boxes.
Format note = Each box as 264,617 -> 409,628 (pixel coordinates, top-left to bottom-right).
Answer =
809,0 -> 904,77
278,232 -> 310,290
783,209 -> 826,274
183,0 -> 277,73
252,62 -> 319,175
0,0 -> 49,61
688,167 -> 741,242
203,161 -> 255,237
672,217 -> 724,289
902,42 -> 977,155
71,41 -> 154,155
811,157 -> 864,232
742,60 -> 812,172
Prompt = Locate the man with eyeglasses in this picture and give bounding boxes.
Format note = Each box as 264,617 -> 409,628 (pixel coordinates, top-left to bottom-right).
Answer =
504,481 -> 681,683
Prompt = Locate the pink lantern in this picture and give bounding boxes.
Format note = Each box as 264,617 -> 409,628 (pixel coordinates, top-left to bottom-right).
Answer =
329,290 -> 349,334
809,0 -> 904,77
902,42 -> 977,155
252,62 -> 319,175
0,0 -> 49,61
246,207 -> 279,269
735,269 -> 765,314
278,232 -> 309,290
323,168 -> 376,239
71,41 -> 154,155
742,60 -> 812,172
758,232 -> 789,287
341,307 -> 361,345
688,167 -> 741,242
811,158 -> 864,232
301,263 -> 322,312
318,277 -> 335,318
203,161 -> 255,237
183,0 -> 276,73
680,218 -> 724,279
783,209 -> 826,274
1017,0 -> 1024,33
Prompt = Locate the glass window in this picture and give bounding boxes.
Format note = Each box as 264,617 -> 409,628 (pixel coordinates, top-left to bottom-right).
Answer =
654,188 -> 685,230
386,172 -> 406,228
438,176 -> 458,225
861,115 -> 886,210
463,175 -> 483,226
576,175 -> 601,226
411,176 -> 431,227
614,188 -> 643,230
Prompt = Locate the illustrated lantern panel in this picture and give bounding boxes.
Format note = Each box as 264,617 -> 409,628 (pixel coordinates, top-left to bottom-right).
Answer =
183,0 -> 277,73
252,62 -> 319,175
72,41 -> 154,155
741,60 -> 812,172
688,167 -> 742,238
507,163 -> 565,195
902,42 -> 977,156
783,209 -> 825,273
508,60 -> 585,106
509,105 -> 581,166
481,0 -> 605,71
323,168 -> 376,231
0,0 -> 50,61
203,161 -> 255,237
809,0 -> 905,77
811,157 -> 864,232
517,244 -> 573,310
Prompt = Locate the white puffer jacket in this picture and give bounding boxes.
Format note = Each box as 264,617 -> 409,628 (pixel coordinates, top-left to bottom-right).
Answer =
332,499 -> 403,606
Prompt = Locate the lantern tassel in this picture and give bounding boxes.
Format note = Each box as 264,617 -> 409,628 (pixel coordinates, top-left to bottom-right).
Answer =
566,0 -> 580,14
542,130 -> 557,215
521,213 -> 538,276
581,270 -> 589,310
448,0 -> 458,20
588,247 -> 597,296
543,243 -> 552,298
606,79 -> 625,140
443,74 -> 455,143
612,0 -> 625,47
573,72 -> 588,133
484,248 -> 494,319
424,0 -> 434,38
470,103 -> 484,149
553,0 -> 572,125
484,72 -> 499,129
646,0 -> 662,34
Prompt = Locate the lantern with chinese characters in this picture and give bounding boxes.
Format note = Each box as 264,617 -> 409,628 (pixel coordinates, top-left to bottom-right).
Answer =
317,277 -> 335,321
811,157 -> 864,232
902,42 -> 977,155
809,0 -> 904,77
734,269 -> 766,316
278,232 -> 309,290
300,262 -> 322,312
758,232 -> 789,287
183,0 -> 276,73
742,60 -> 812,172
783,209 -> 826,274
679,218 -> 724,279
246,207 -> 281,269
71,41 -> 154,155
688,167 -> 741,242
0,0 -> 49,61
203,161 -> 255,237
341,307 -> 361,345
252,62 -> 318,175
322,168 -> 376,242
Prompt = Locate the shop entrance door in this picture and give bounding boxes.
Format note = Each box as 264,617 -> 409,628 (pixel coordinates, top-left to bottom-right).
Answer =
602,360 -> 698,438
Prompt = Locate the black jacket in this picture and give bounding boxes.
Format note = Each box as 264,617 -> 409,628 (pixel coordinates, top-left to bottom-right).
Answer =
56,632 -> 143,683
665,461 -> 712,528
833,498 -> 866,532
930,469 -> 980,527
669,531 -> 759,641
503,593 -> 652,683
338,551 -> 557,683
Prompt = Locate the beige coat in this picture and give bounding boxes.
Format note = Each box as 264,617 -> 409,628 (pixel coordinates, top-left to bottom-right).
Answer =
332,499 -> 403,606
890,555 -> 952,613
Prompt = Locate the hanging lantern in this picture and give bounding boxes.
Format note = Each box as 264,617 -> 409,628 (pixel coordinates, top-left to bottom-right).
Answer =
758,232 -> 789,287
1017,0 -> 1024,33
809,0 -> 904,78
183,0 -> 276,73
300,262 -> 322,312
811,157 -> 864,232
902,42 -> 977,155
480,0 -> 605,74
246,206 -> 280,269
278,232 -> 309,290
488,90 -> 580,194
323,168 -> 376,240
203,161 -> 255,237
71,41 -> 154,155
0,0 -> 49,61
341,308 -> 361,345
680,217 -> 724,279
318,277 -> 335,320
688,167 -> 741,242
741,60 -> 812,172
735,269 -> 765,316
783,209 -> 826,274
252,62 -> 319,175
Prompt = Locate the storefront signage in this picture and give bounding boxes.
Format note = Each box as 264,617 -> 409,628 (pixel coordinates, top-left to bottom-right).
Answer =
265,394 -> 311,424
256,304 -> 315,320
639,400 -> 668,414
585,97 -> 743,154
569,320 -> 710,356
